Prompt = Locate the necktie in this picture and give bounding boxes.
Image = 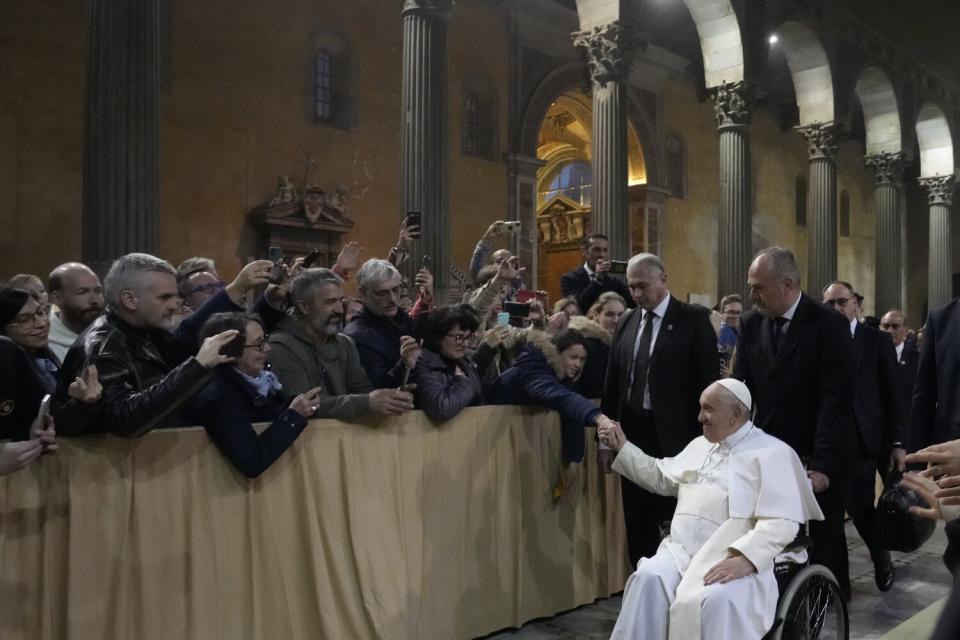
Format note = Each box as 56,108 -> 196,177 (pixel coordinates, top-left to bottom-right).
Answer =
629,310 -> 657,410
772,316 -> 788,354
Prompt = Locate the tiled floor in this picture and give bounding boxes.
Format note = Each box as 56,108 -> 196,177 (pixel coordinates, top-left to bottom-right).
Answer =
484,522 -> 953,639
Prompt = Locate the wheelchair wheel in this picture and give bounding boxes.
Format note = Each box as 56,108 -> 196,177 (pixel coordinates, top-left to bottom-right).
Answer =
768,564 -> 848,640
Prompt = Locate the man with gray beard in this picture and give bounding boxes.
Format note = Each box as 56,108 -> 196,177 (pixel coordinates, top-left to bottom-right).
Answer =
268,268 -> 415,419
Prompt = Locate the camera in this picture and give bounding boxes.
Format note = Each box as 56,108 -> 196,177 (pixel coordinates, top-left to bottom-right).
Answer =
609,260 -> 628,275
502,220 -> 521,233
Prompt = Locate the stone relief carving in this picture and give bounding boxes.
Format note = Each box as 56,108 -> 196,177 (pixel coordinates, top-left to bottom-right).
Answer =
571,21 -> 636,86
263,177 -> 352,226
712,81 -> 753,129
797,123 -> 844,159
918,174 -> 956,206
864,152 -> 906,186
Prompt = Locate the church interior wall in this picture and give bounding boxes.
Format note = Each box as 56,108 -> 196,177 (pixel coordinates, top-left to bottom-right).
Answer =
0,0 -> 86,277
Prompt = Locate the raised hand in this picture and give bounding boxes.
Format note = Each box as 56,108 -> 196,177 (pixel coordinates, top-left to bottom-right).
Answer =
68,365 -> 102,404
195,330 -> 240,369
483,221 -> 506,240
335,241 -> 363,273
496,256 -> 526,283
414,269 -> 434,298
399,336 -> 422,369
290,387 -> 324,418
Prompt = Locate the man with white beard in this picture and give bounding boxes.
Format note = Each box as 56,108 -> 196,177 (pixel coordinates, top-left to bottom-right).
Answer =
598,379 -> 823,640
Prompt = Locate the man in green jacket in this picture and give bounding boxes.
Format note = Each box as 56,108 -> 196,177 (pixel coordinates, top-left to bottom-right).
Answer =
268,268 -> 415,419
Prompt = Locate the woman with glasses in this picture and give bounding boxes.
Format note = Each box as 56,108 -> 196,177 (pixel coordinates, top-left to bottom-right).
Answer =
0,286 -> 59,440
411,304 -> 485,422
189,312 -> 323,478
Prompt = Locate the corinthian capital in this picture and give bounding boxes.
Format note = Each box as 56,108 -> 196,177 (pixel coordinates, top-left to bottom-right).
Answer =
864,152 -> 906,186
571,21 -> 636,86
712,81 -> 753,129
796,123 -> 844,160
401,0 -> 454,18
918,174 -> 956,206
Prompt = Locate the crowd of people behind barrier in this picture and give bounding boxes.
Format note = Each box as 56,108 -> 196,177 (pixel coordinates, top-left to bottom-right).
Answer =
5,216 -> 960,637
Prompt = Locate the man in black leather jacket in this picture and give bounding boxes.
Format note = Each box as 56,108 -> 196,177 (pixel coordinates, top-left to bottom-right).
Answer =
52,253 -> 286,438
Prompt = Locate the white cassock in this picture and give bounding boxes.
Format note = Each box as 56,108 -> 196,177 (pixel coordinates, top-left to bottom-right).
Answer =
611,421 -> 823,640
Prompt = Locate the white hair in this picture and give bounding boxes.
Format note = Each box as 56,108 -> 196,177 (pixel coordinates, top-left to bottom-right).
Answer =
356,259 -> 402,290
755,246 -> 801,285
626,252 -> 666,276
103,253 -> 176,309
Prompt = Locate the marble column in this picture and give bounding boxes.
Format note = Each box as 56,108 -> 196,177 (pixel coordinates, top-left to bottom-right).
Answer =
797,123 -> 842,297
400,0 -> 453,296
865,152 -> 906,314
572,22 -> 636,260
83,0 -> 161,266
918,175 -> 956,309
712,81 -> 754,301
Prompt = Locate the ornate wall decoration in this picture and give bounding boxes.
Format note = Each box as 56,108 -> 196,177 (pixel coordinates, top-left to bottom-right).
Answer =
712,81 -> 753,129
864,152 -> 906,185
571,21 -> 636,86
797,123 -> 844,159
918,174 -> 956,206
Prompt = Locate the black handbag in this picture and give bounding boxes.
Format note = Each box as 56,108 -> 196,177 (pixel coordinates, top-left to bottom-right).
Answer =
878,470 -> 937,553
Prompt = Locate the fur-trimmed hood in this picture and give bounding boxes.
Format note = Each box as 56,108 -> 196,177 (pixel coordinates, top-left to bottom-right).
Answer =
522,330 -> 567,379
566,315 -> 612,346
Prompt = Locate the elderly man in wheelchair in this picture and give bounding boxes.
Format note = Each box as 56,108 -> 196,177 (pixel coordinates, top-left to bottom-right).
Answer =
598,379 -> 837,640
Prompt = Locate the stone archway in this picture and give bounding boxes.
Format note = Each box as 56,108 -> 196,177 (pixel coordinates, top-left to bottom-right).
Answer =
776,21 -> 835,126
681,0 -> 744,88
854,67 -> 903,156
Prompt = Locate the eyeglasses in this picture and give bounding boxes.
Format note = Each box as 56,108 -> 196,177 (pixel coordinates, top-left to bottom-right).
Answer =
244,336 -> 270,352
446,332 -> 476,346
187,281 -> 226,296
8,305 -> 50,328
880,323 -> 902,331
824,298 -> 849,308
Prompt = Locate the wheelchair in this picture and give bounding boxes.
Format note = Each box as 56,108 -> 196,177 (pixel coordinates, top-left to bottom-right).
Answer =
761,524 -> 849,640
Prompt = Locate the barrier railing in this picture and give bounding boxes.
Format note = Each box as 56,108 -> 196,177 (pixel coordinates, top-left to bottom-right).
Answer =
0,405 -> 628,639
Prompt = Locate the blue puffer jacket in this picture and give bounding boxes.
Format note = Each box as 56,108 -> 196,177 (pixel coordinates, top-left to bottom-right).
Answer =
487,331 -> 600,462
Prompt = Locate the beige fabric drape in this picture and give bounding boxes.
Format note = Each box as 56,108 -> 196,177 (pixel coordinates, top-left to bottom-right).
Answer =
0,406 -> 628,639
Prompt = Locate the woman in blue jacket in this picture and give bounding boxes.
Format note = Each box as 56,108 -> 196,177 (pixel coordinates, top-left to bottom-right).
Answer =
190,312 -> 322,478
488,328 -> 618,495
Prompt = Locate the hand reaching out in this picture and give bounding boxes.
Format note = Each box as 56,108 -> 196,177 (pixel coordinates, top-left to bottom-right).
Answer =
68,365 -> 102,404
335,241 -> 363,273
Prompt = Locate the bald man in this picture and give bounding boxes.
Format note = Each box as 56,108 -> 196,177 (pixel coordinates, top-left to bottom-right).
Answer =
599,380 -> 822,640
47,262 -> 104,362
881,310 -> 918,422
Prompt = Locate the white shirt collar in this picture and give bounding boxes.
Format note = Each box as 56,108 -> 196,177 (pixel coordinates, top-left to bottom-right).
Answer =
895,342 -> 905,360
849,318 -> 858,337
583,262 -> 595,277
648,292 -> 671,319
781,294 -> 802,321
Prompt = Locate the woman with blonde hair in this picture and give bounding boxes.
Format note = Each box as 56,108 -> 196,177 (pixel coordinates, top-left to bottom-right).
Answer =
568,291 -> 628,399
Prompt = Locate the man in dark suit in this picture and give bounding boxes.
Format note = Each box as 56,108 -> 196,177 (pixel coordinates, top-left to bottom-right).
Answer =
823,282 -> 905,591
601,253 -> 719,565
560,233 -> 634,313
881,309 -> 919,424
907,299 -> 960,453
733,247 -> 855,599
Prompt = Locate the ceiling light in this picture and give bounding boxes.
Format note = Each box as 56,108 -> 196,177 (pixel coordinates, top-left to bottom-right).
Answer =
768,34 -> 779,45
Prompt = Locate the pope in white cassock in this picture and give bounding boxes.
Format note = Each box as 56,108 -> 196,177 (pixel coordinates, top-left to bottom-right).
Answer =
597,379 -> 824,640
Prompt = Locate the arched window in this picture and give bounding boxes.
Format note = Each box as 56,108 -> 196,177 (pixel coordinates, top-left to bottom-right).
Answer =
665,131 -> 687,199
795,175 -> 807,227
461,74 -> 498,159
839,190 -> 851,237
539,161 -> 592,208
311,32 -> 353,128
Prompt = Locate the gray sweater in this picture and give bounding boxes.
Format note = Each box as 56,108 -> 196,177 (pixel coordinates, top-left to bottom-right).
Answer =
268,316 -> 373,420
